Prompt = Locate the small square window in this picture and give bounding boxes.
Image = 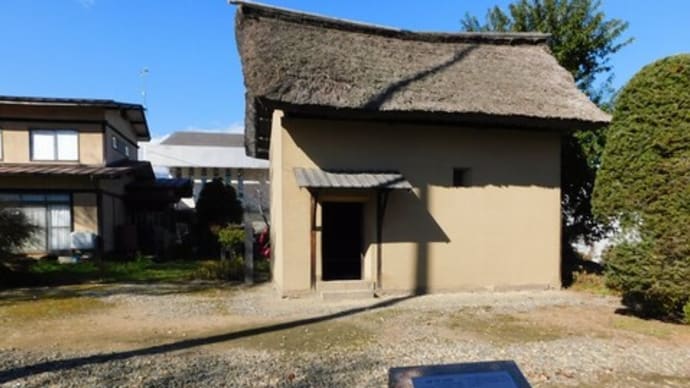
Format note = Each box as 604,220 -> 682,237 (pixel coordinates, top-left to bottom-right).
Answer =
112,136 -> 118,150
453,168 -> 471,187
124,145 -> 130,157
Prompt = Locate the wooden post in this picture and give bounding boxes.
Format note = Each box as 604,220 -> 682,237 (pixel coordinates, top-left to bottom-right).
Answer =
376,189 -> 390,291
243,212 -> 254,285
310,191 -> 318,290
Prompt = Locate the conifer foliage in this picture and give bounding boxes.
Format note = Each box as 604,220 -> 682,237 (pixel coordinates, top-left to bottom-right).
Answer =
593,55 -> 690,320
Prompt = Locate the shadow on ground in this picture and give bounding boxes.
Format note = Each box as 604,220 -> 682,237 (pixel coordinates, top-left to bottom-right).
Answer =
0,295 -> 413,384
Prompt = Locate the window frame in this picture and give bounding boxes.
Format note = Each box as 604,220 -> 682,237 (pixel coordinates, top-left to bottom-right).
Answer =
0,191 -> 73,253
30,129 -> 79,162
452,167 -> 471,187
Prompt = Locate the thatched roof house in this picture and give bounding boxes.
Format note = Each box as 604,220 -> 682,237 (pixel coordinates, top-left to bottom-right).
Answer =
233,1 -> 610,158
231,2 -> 611,297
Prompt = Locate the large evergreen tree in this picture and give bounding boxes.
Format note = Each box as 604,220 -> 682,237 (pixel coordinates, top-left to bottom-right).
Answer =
196,178 -> 244,227
462,0 -> 631,283
462,0 -> 631,101
593,55 -> 690,320
195,178 -> 244,257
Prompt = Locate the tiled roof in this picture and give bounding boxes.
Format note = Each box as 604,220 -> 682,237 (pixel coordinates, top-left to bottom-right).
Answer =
294,168 -> 413,189
0,162 -> 153,179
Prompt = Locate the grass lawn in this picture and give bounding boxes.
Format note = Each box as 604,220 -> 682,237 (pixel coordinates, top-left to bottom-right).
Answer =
33,259 -> 200,283
1,258 -> 205,288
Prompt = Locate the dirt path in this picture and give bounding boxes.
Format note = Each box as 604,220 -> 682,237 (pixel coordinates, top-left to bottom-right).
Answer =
1,283 -> 689,387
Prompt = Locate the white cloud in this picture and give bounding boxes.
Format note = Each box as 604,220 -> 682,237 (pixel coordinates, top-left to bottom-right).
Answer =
77,0 -> 95,8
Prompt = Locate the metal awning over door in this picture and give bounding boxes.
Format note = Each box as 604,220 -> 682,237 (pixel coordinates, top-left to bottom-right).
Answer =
293,168 -> 413,190
293,168 -> 413,291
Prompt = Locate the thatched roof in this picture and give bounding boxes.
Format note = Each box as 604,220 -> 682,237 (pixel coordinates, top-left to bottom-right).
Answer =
233,1 -> 611,158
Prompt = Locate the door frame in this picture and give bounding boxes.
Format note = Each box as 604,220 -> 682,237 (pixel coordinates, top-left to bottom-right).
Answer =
320,200 -> 365,281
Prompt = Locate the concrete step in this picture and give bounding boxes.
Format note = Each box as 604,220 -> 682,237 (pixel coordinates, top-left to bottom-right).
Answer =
317,280 -> 374,291
320,289 -> 375,301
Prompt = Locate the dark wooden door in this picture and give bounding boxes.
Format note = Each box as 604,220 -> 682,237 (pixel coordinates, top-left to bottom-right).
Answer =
321,202 -> 363,280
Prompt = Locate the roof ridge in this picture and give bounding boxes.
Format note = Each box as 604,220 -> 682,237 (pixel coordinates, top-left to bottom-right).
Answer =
0,95 -> 143,109
231,0 -> 550,45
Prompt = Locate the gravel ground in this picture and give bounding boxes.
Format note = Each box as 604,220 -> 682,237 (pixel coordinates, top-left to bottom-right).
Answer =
1,284 -> 688,387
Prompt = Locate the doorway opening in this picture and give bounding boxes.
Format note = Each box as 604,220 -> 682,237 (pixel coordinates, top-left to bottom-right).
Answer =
321,201 -> 363,280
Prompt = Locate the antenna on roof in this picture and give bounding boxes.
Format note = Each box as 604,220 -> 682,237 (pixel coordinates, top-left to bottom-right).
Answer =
140,67 -> 149,108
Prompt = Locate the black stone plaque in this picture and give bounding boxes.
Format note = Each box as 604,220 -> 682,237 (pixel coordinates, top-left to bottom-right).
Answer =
389,360 -> 531,388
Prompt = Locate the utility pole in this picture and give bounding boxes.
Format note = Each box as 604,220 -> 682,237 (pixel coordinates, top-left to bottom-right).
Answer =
140,67 -> 149,108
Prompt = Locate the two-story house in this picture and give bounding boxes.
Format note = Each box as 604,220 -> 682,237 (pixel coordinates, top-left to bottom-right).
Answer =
0,96 -> 191,256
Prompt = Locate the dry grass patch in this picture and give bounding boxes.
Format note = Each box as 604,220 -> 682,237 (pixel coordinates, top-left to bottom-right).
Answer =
611,315 -> 681,339
445,310 -> 569,344
0,296 -> 111,324
233,319 -> 374,353
569,272 -> 619,296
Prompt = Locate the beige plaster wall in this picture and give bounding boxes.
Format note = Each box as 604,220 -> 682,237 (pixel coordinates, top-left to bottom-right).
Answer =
0,127 -> 103,165
73,192 -> 98,233
79,132 -> 104,164
269,111 -> 285,292
271,112 -> 562,296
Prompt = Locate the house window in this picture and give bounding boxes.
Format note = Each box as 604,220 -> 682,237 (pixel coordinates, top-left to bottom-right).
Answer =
31,130 -> 78,161
112,136 -> 119,150
124,145 -> 130,158
452,168 -> 471,187
0,192 -> 71,252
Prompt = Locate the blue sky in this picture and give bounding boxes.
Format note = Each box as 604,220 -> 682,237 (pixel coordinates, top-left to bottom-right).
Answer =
1,1 -> 688,140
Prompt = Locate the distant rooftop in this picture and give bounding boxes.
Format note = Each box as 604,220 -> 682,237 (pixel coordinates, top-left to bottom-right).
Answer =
160,131 -> 245,147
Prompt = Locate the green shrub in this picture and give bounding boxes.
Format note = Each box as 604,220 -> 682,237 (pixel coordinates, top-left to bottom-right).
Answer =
217,225 -> 245,261
217,226 -> 244,250
0,207 -> 39,258
193,258 -> 244,281
593,55 -> 690,320
605,242 -> 688,319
